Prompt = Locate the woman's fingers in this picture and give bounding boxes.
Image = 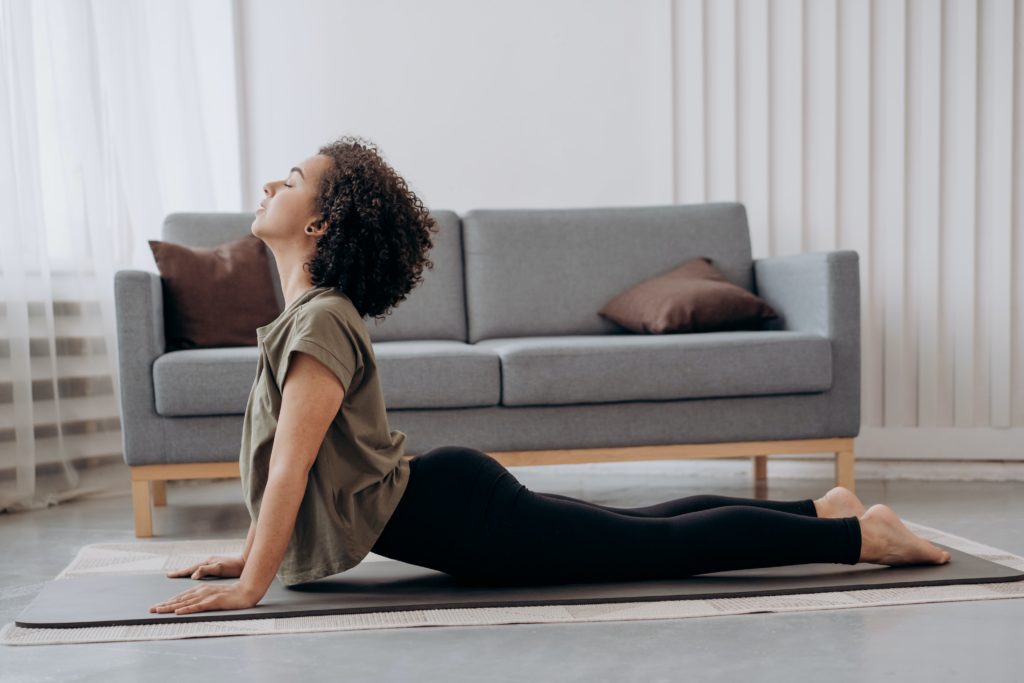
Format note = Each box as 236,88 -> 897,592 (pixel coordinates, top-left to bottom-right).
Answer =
152,594 -> 194,609
150,589 -> 205,613
166,555 -> 244,580
166,560 -> 207,577
172,595 -> 204,609
166,595 -> 207,614
174,598 -> 209,614
192,561 -> 221,579
166,561 -> 219,579
166,564 -> 195,577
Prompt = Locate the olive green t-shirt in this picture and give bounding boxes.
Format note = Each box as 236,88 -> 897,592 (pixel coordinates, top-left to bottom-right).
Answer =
238,285 -> 412,587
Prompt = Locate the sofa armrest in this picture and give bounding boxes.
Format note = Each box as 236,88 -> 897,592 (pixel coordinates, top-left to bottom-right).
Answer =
753,250 -> 860,340
113,270 -> 167,461
753,250 -> 861,435
114,270 -> 166,361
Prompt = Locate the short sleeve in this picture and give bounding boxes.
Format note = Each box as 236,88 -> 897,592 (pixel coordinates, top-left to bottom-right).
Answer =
277,306 -> 359,394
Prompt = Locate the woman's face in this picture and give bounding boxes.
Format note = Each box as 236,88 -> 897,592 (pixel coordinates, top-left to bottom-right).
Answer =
252,153 -> 331,241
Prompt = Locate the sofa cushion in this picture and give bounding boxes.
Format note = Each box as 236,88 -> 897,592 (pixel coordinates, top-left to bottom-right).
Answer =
473,331 -> 832,407
153,347 -> 263,416
361,211 -> 469,342
369,340 -> 500,409
598,256 -> 778,333
153,341 -> 501,417
462,202 -> 754,343
148,233 -> 281,351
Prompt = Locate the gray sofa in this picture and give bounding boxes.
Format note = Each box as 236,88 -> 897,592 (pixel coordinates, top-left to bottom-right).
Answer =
114,201 -> 860,537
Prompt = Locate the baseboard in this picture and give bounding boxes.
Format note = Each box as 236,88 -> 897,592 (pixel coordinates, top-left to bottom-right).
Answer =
855,427 -> 1024,460
512,457 -> 1024,483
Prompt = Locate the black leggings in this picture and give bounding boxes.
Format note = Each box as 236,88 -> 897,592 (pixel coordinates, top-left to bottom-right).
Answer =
370,446 -> 862,586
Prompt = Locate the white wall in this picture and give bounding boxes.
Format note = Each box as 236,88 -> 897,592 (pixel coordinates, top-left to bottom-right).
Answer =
237,0 -> 1024,464
237,0 -> 673,213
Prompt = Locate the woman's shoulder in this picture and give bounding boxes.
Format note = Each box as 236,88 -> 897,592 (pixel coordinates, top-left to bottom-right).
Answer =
290,291 -> 371,361
300,288 -> 362,321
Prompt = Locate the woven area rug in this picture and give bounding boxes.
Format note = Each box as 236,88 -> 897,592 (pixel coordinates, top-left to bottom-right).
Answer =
3,519 -> 1023,646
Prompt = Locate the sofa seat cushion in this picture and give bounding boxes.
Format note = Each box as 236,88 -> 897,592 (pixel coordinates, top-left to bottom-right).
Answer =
369,340 -> 500,409
473,331 -> 833,407
153,341 -> 502,417
153,347 -> 263,416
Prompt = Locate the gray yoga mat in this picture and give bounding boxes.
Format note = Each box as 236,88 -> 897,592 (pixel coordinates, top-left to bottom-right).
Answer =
16,542 -> 1024,629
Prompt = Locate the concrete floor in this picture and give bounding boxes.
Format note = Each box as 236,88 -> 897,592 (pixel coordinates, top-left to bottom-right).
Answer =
1,463 -> 1023,682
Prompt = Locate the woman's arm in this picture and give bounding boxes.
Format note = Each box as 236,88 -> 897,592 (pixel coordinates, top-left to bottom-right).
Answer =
241,520 -> 257,563
237,350 -> 346,601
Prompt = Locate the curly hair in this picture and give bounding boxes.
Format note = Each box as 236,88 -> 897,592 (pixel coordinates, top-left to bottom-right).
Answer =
305,135 -> 439,323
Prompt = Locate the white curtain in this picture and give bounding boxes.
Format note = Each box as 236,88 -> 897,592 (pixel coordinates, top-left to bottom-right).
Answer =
0,0 -> 242,513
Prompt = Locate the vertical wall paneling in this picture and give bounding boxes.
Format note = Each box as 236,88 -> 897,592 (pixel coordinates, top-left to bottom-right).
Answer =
705,0 -> 737,200
907,0 -> 943,428
674,0 -> 706,204
943,0 -> 979,427
672,0 -> 1023,434
977,0 -> 1014,428
1014,0 -> 1024,427
803,0 -> 838,255
769,0 -> 803,256
837,1 -> 878,425
736,0 -> 771,257
874,0 -> 910,426
936,0 -> 957,427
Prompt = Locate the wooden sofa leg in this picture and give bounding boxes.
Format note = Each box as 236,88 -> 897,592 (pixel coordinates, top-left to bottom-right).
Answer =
131,478 -> 154,538
752,455 -> 768,498
835,447 -> 856,493
152,480 -> 167,507
752,455 -> 767,483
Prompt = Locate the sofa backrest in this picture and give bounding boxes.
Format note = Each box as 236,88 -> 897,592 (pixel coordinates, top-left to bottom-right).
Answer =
461,202 -> 753,342
161,210 -> 467,342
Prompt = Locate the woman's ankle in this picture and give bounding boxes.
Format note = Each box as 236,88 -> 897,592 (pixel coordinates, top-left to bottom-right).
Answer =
857,514 -> 879,563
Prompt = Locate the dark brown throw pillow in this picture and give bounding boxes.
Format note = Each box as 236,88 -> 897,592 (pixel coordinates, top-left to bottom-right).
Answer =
148,234 -> 282,350
597,257 -> 778,334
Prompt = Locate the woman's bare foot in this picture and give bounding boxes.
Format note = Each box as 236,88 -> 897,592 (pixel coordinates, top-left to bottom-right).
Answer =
858,504 -> 952,566
813,486 -> 867,519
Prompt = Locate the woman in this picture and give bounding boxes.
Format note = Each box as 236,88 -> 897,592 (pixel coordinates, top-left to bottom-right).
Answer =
150,136 -> 950,616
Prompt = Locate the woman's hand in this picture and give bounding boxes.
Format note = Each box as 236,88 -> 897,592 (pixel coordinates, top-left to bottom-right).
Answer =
166,554 -> 246,580
149,581 -> 260,615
